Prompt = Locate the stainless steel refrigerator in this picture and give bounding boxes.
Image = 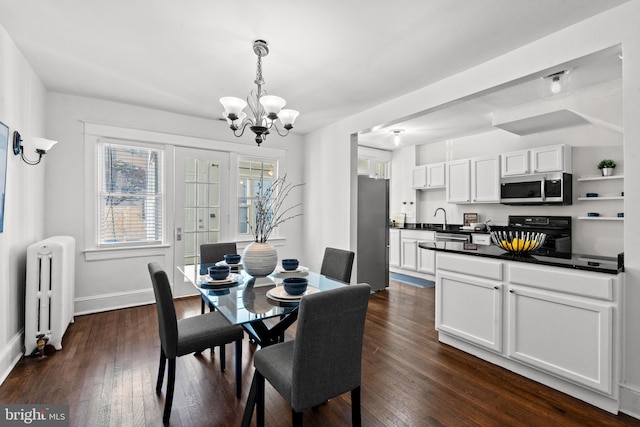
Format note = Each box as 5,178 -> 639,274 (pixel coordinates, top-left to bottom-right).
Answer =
357,176 -> 389,292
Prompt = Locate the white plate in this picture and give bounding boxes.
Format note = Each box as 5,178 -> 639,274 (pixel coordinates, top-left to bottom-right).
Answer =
201,272 -> 241,287
266,285 -> 318,301
274,265 -> 309,274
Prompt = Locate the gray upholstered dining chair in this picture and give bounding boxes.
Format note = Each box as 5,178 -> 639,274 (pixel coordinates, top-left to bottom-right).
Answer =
249,283 -> 371,427
148,262 -> 244,424
320,247 -> 355,283
199,242 -> 238,313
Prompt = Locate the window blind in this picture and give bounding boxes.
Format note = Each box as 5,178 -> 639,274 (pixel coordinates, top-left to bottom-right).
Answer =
98,142 -> 163,245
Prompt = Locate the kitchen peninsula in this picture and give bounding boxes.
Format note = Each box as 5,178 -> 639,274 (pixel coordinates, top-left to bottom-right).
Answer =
419,241 -> 624,414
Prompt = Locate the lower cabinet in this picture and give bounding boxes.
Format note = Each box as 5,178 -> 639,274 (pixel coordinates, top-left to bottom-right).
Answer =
389,229 -> 400,268
396,230 -> 435,273
507,285 -> 613,394
436,270 -> 502,352
436,252 -> 620,408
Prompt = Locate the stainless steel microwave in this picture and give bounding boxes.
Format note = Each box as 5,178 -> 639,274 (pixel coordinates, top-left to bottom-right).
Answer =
500,173 -> 572,205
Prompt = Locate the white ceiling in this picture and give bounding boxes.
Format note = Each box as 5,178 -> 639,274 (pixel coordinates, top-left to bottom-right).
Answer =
0,0 -> 628,140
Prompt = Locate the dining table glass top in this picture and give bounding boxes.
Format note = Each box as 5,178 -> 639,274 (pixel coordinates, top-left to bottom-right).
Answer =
177,264 -> 346,325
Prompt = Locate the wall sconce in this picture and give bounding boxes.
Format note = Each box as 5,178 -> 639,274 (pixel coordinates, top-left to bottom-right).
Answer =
13,131 -> 58,165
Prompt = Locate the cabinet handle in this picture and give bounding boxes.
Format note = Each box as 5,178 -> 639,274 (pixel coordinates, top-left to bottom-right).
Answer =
494,286 -> 499,290
509,289 -> 515,293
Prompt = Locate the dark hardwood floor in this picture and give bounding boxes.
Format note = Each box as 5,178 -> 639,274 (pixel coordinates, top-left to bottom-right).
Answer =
1,280 -> 639,426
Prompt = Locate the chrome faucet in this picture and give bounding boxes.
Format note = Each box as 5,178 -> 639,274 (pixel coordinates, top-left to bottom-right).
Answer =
434,207 -> 447,228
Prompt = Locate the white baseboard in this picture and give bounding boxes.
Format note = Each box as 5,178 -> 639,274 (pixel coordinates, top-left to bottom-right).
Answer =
0,331 -> 25,387
74,288 -> 156,316
619,383 -> 640,420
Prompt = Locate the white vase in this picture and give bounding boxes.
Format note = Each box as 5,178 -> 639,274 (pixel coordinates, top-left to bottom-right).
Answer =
601,167 -> 614,176
242,242 -> 278,277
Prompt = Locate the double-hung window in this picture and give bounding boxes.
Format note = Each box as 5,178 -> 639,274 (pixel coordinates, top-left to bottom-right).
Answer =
237,159 -> 276,238
97,141 -> 164,246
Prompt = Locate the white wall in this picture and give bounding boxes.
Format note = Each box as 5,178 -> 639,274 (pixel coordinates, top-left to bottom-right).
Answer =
302,1 -> 640,417
0,25 -> 47,383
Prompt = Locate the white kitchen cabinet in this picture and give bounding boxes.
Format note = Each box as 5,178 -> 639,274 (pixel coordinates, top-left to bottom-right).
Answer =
436,269 -> 503,352
412,165 -> 427,189
501,144 -> 572,177
532,144 -> 570,173
400,237 -> 418,270
507,286 -> 613,394
426,162 -> 446,188
389,228 -> 401,268
417,248 -> 436,274
436,253 -> 620,407
413,162 -> 446,190
501,150 -> 530,176
471,155 -> 500,203
446,159 -> 471,203
397,230 -> 436,272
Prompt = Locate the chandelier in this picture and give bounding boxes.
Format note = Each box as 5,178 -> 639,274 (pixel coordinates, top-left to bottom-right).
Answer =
220,40 -> 299,146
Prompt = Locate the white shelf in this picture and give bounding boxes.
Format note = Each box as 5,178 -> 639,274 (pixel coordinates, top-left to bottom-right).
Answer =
577,216 -> 624,221
577,196 -> 624,201
577,175 -> 624,182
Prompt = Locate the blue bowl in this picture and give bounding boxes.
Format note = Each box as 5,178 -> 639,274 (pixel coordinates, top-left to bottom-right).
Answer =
587,212 -> 600,217
586,193 -> 599,197
281,259 -> 299,271
617,212 -> 624,218
224,254 -> 241,264
208,265 -> 230,280
282,277 -> 308,295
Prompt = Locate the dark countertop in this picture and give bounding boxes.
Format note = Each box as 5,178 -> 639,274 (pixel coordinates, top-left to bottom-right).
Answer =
391,223 -> 490,234
419,241 -> 623,275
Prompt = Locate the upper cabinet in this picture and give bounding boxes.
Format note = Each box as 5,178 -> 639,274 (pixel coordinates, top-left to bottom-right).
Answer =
446,159 -> 471,203
447,156 -> 500,204
413,162 -> 446,190
471,155 -> 501,203
501,144 -> 572,177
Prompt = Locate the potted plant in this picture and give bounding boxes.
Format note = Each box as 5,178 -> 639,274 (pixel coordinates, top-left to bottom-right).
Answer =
242,174 -> 304,276
597,159 -> 616,176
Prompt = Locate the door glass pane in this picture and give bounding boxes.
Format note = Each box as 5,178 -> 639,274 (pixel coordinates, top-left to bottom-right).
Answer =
208,208 -> 220,230
209,162 -> 220,183
184,233 -> 196,258
209,185 -> 220,207
184,208 -> 196,232
185,183 -> 196,207
197,159 -> 208,182
185,158 -> 197,182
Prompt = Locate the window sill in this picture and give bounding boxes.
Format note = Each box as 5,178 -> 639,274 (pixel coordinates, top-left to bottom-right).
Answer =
84,244 -> 171,261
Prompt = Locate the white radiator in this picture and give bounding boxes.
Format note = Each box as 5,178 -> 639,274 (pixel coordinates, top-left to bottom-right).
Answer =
24,236 -> 75,355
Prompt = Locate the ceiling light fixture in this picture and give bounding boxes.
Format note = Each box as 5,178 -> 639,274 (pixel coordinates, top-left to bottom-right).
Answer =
390,129 -> 405,146
12,131 -> 58,165
544,70 -> 570,96
220,39 -> 299,147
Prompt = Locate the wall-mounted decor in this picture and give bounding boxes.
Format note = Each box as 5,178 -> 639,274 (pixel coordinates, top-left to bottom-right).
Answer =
0,121 -> 8,233
463,212 -> 478,226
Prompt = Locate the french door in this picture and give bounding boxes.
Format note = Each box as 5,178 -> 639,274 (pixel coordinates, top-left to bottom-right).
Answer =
173,147 -> 230,297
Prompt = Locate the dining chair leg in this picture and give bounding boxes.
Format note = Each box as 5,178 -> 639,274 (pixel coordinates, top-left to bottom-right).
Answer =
200,297 -> 205,314
292,408 -> 303,427
351,386 -> 361,427
219,344 -> 226,371
241,372 -> 258,427
235,339 -> 243,398
256,372 -> 265,427
163,358 -> 176,423
156,349 -> 166,394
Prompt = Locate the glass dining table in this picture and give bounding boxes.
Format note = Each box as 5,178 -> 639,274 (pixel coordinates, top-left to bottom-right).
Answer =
177,263 -> 347,347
